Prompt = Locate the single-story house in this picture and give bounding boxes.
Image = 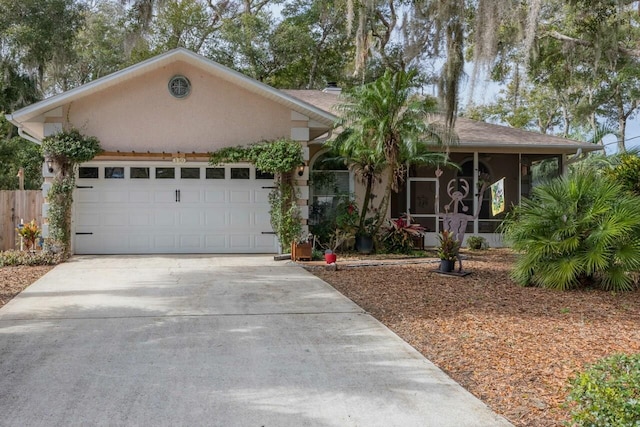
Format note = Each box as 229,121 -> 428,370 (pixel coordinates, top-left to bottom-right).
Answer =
6,48 -> 602,254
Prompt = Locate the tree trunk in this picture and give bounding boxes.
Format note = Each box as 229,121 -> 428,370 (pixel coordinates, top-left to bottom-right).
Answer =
358,174 -> 374,233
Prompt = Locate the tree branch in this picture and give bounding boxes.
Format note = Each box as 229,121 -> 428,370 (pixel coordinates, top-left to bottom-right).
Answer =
546,30 -> 640,58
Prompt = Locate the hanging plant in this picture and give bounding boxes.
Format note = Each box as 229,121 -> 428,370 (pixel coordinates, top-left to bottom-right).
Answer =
210,139 -> 304,251
41,129 -> 102,255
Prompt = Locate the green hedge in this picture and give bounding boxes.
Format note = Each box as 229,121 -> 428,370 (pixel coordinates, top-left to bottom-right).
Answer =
567,353 -> 640,426
0,250 -> 64,266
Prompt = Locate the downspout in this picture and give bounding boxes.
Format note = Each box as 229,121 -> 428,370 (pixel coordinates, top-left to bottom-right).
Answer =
18,127 -> 42,145
309,129 -> 333,144
563,148 -> 584,174
4,114 -> 43,145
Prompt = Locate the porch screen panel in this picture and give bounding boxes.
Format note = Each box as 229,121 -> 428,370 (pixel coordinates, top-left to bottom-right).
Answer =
408,180 -> 438,232
409,181 -> 436,214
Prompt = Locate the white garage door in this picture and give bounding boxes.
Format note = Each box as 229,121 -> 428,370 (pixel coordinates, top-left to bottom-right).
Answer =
73,162 -> 278,254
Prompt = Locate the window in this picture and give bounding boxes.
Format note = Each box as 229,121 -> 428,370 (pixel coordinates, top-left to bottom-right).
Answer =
130,167 -> 150,179
230,167 -> 250,179
181,167 -> 200,179
309,153 -> 351,225
168,75 -> 191,98
156,167 -> 175,179
206,168 -> 225,179
78,167 -> 98,179
105,167 -> 124,179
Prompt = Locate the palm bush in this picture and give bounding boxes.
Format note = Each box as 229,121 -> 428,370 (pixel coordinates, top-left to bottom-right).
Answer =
501,169 -> 640,291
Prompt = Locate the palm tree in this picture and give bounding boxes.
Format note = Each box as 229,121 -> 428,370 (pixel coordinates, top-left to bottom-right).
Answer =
501,169 -> 640,291
325,131 -> 385,235
331,68 -> 455,235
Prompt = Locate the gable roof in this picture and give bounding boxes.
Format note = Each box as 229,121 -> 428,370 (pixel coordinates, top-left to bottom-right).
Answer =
283,89 -> 603,154
7,48 -> 337,132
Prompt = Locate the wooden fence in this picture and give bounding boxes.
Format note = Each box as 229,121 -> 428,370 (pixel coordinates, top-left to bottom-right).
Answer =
0,190 -> 44,251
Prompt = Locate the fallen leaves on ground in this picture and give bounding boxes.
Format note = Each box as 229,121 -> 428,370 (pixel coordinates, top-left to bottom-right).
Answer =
310,249 -> 640,427
0,265 -> 54,307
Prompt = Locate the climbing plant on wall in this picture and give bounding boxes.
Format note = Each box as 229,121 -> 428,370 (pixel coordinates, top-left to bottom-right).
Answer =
41,129 -> 102,255
209,138 -> 304,251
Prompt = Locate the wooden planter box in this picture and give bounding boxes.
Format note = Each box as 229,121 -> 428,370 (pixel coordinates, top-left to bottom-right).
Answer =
291,242 -> 312,261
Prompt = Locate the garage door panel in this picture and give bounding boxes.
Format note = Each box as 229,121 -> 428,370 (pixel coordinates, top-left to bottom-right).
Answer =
154,190 -> 177,203
76,190 -> 100,203
129,235 -> 151,250
205,212 -> 227,228
255,189 -> 270,204
129,190 -> 152,203
104,212 -> 128,226
153,235 -> 176,250
130,212 -> 151,226
179,211 -> 202,226
101,233 -> 128,251
229,234 -> 251,249
179,235 -> 202,248
180,190 -> 201,203
255,211 -> 271,228
205,234 -> 227,249
229,210 -> 252,227
76,211 -> 100,227
154,211 -> 176,226
255,234 -> 277,249
74,162 -> 278,254
204,190 -> 226,203
229,190 -> 251,203
103,191 -> 128,203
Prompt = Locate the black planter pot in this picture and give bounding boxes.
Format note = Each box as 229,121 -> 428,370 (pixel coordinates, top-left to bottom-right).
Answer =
439,259 -> 455,273
355,235 -> 374,254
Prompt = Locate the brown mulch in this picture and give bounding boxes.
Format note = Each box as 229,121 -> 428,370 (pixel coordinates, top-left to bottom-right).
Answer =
0,265 -> 54,308
310,249 -> 640,427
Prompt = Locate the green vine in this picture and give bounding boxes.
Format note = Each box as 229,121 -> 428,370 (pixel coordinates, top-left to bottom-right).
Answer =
47,177 -> 75,251
209,138 -> 303,173
41,129 -> 102,255
210,139 -> 304,251
268,182 -> 302,252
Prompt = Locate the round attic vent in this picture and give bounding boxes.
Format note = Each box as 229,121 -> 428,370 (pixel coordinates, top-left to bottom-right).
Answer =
168,75 -> 191,98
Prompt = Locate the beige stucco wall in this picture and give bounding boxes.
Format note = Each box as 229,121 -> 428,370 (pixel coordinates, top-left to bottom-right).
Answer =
64,61 -> 292,153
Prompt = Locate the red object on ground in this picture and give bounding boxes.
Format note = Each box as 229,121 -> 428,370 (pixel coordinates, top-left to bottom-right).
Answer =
324,253 -> 337,264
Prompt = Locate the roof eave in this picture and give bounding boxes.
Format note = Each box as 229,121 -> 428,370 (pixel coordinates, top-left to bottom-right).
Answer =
448,142 -> 603,154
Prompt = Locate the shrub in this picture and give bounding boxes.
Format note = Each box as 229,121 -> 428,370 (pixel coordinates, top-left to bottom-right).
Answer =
466,235 -> 487,250
309,199 -> 358,248
567,353 -> 640,426
605,152 -> 640,196
382,215 -> 425,254
0,250 -> 65,266
501,169 -> 640,291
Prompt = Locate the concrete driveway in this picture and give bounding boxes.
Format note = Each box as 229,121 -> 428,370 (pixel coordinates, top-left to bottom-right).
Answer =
0,256 -> 512,426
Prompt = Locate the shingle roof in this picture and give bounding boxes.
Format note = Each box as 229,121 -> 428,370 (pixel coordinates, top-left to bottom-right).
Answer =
283,89 -> 603,154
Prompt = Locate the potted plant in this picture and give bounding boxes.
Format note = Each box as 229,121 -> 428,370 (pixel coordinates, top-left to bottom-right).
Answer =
16,220 -> 41,251
323,229 -> 353,264
291,233 -> 313,261
436,230 -> 460,272
466,235 -> 487,250
355,217 -> 377,254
